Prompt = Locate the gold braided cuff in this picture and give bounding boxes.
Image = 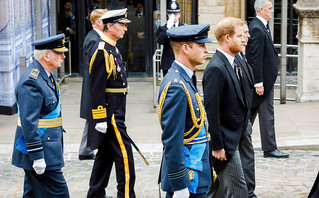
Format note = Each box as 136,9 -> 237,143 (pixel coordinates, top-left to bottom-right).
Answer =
92,105 -> 107,119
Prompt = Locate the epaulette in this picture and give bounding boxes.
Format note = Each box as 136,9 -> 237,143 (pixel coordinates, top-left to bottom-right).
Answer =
29,69 -> 40,80
98,41 -> 105,50
172,69 -> 181,84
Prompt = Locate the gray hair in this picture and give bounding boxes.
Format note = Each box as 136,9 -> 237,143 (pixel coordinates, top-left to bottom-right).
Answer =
254,0 -> 270,13
33,49 -> 52,60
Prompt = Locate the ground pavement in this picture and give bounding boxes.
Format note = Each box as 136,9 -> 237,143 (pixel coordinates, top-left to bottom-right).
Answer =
1,78 -> 319,197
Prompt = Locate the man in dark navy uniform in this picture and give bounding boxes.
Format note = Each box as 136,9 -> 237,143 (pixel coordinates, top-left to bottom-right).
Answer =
158,24 -> 212,198
87,8 -> 136,198
12,34 -> 69,197
156,0 -> 184,76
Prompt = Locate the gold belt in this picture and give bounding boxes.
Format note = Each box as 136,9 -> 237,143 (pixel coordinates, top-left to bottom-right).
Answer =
105,87 -> 129,94
18,117 -> 63,128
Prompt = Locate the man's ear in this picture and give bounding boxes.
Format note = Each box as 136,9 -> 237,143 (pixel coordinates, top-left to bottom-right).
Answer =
181,43 -> 189,55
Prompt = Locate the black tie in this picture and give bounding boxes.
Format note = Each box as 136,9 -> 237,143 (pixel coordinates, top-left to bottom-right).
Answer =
50,74 -> 56,91
192,74 -> 197,88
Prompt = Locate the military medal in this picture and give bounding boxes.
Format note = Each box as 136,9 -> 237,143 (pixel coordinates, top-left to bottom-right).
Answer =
115,58 -> 121,72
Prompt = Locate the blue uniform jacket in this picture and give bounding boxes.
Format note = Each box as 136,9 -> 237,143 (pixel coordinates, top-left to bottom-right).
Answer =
12,60 -> 64,171
158,62 -> 211,193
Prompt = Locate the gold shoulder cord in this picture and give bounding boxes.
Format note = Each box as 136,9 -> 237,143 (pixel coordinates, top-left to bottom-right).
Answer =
89,49 -> 98,74
180,82 -> 206,145
158,81 -> 171,124
108,53 -> 117,80
158,81 -> 206,145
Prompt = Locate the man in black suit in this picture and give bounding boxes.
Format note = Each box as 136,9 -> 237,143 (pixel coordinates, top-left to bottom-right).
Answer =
236,21 -> 258,198
156,0 -> 184,76
203,17 -> 248,198
79,9 -> 107,160
246,0 -> 289,158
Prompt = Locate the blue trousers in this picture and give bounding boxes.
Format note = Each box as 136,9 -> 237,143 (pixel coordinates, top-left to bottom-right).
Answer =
23,169 -> 69,198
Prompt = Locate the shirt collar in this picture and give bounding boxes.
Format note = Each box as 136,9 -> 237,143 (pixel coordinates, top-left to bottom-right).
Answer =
256,15 -> 268,28
93,28 -> 104,37
217,48 -> 235,67
175,60 -> 193,79
44,68 -> 51,77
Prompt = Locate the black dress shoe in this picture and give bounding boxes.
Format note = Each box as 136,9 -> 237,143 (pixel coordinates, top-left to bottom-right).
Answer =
79,154 -> 95,160
264,149 -> 289,158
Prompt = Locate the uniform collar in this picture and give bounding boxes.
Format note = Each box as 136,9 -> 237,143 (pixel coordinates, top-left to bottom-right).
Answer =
101,34 -> 116,46
174,60 -> 193,79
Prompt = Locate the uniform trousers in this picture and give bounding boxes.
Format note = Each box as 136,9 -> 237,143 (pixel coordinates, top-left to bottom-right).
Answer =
23,169 -> 69,198
87,110 -> 136,198
207,149 -> 247,198
250,89 -> 277,152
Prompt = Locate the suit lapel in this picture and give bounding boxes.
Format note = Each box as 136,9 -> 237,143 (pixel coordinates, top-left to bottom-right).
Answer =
255,18 -> 277,54
235,53 -> 253,86
216,51 -> 245,107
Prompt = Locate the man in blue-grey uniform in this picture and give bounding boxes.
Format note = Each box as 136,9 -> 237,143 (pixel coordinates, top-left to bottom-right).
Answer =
87,8 -> 136,198
12,34 -> 69,197
156,0 -> 184,76
158,24 -> 212,198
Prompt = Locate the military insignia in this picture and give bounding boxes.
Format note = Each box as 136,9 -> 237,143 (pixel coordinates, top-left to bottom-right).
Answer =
189,170 -> 195,180
117,66 -> 121,72
174,79 -> 177,83
171,1 -> 177,10
29,69 -> 40,80
175,70 -> 179,73
98,42 -> 105,50
62,38 -> 65,45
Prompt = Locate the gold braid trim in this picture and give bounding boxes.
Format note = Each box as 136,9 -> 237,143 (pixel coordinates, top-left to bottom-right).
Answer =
158,81 -> 172,124
89,49 -> 98,74
180,82 -> 206,145
109,53 -> 117,79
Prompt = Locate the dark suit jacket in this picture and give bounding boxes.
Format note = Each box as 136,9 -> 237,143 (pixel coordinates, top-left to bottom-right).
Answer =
246,17 -> 278,108
156,23 -> 184,71
235,52 -> 255,111
80,29 -> 100,119
203,50 -> 248,173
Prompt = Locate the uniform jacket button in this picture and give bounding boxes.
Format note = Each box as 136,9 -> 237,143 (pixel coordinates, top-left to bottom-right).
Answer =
47,137 -> 50,141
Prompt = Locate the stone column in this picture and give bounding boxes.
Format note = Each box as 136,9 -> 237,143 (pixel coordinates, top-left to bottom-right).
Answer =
293,0 -> 319,102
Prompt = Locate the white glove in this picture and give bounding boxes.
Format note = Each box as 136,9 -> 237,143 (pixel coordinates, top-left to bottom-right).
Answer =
173,187 -> 189,198
32,158 -> 46,175
167,14 -> 175,29
95,122 -> 107,133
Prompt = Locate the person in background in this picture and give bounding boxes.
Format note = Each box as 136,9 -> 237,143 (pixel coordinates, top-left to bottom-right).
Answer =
86,8 -> 136,198
158,24 -> 212,198
236,20 -> 258,198
156,0 -> 184,76
203,17 -> 248,198
246,0 -> 289,158
11,34 -> 69,197
79,9 -> 107,161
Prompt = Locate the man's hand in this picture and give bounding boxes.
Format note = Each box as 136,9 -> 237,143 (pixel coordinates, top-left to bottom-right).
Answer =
33,158 -> 46,175
256,86 -> 264,96
173,187 -> 189,198
213,149 -> 227,161
95,122 -> 107,133
167,14 -> 175,29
